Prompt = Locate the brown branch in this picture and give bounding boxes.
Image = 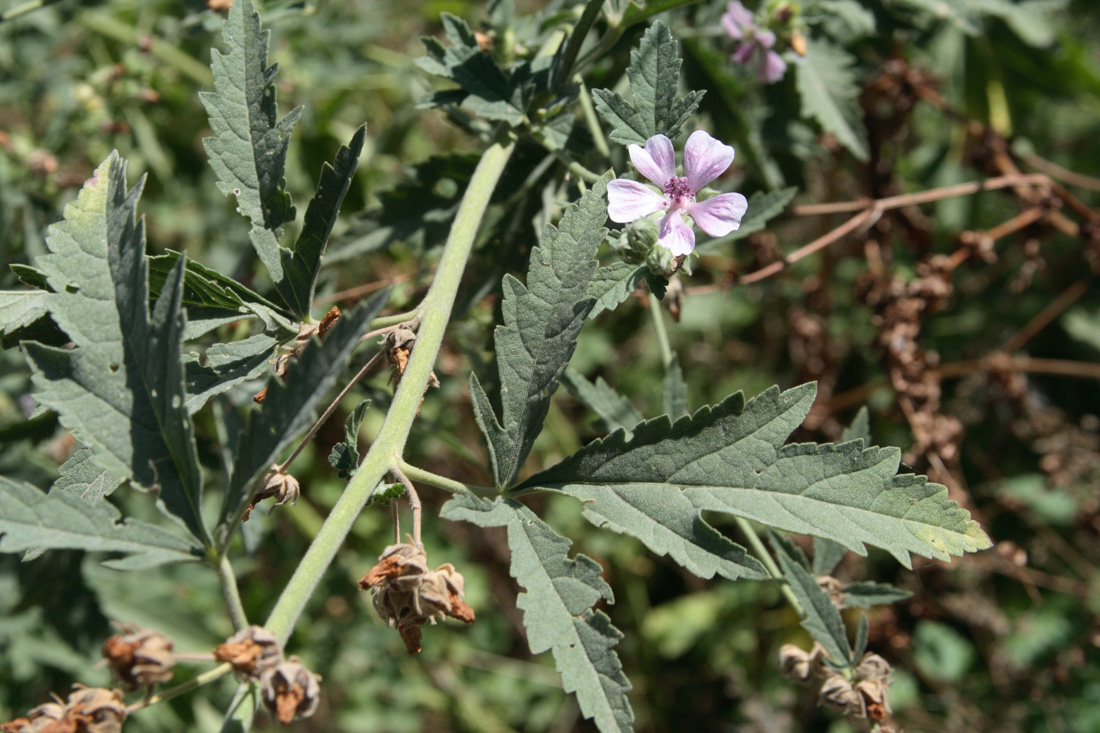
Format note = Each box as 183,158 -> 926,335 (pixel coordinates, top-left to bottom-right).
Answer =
1024,152 -> 1100,193
737,208 -> 878,285
1000,280 -> 1090,354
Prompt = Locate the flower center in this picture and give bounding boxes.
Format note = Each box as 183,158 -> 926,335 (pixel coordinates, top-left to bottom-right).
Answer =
663,176 -> 694,211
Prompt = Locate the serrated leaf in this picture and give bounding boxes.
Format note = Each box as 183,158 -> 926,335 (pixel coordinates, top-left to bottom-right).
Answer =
327,399 -> 371,479
515,384 -> 991,567
24,153 -> 208,543
0,290 -> 47,336
561,369 -> 643,437
367,482 -> 405,506
586,262 -> 646,319
185,334 -> 278,414
220,293 -> 387,527
772,531 -> 853,665
279,125 -> 367,317
662,354 -> 688,420
796,40 -> 868,161
0,477 -> 201,570
471,174 -> 611,489
148,251 -> 294,339
592,22 -> 704,146
841,581 -> 913,609
416,13 -> 528,125
727,187 -> 797,241
441,494 -> 634,733
200,0 -> 302,290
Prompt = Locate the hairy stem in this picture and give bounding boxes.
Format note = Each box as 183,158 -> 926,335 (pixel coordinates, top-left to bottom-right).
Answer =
126,663 -> 233,713
733,517 -> 804,616
260,134 -> 516,646
394,456 -> 487,495
215,554 -> 248,631
648,293 -> 673,367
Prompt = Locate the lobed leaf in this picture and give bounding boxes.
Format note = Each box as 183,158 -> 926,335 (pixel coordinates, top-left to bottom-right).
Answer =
327,399 -> 371,479
24,153 -> 209,543
220,292 -> 387,528
773,532 -> 853,665
441,493 -> 634,733
0,477 -> 201,570
592,22 -> 704,146
796,40 -> 869,162
184,334 -> 278,414
515,384 -> 991,567
471,174 -> 611,488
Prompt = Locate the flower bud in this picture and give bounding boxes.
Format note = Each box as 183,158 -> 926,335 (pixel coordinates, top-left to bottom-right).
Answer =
102,627 -> 175,690
260,656 -> 321,725
214,625 -> 282,682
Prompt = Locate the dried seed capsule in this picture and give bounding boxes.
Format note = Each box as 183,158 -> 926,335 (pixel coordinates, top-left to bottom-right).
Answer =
65,686 -> 128,733
778,643 -> 811,682
102,627 -> 175,691
214,626 -> 282,682
260,656 -> 321,725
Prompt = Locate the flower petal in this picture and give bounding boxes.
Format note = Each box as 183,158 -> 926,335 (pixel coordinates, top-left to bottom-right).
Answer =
683,130 -> 735,193
658,214 -> 696,256
731,42 -> 756,65
760,50 -> 788,84
629,134 -> 676,187
687,192 -> 749,237
756,30 -> 777,49
721,1 -> 755,36
607,179 -> 667,223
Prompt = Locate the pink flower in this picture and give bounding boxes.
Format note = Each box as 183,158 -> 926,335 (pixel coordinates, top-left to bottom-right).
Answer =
607,131 -> 748,256
722,1 -> 787,84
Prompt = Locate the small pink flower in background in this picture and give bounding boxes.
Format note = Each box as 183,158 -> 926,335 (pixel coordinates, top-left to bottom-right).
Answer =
607,131 -> 748,256
722,1 -> 787,84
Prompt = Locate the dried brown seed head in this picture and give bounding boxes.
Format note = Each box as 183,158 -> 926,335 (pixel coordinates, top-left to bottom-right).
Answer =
102,627 -> 174,691
260,656 -> 321,725
244,466 -> 301,521
213,626 -> 282,682
819,674 -> 864,718
64,686 -> 127,733
779,644 -> 811,682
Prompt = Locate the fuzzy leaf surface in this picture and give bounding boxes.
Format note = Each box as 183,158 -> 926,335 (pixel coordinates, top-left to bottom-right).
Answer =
586,262 -> 647,319
0,477 -> 201,570
561,369 -> 644,437
279,125 -> 367,317
327,399 -> 371,479
24,154 -> 208,542
515,384 -> 991,567
221,293 -> 386,526
662,354 -> 688,421
773,532 -> 853,664
841,581 -> 913,608
471,174 -> 611,488
441,493 -> 634,733
200,0 -> 302,286
796,40 -> 869,161
184,334 -> 278,414
592,21 -> 704,145
0,290 -> 47,336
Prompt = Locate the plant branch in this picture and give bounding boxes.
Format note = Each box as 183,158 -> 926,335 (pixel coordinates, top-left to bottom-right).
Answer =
391,465 -> 423,548
1000,280 -> 1090,354
215,554 -> 248,632
648,293 -> 674,367
126,663 -> 233,713
738,208 -> 879,285
792,174 -> 1051,216
394,455 -> 488,495
732,517 -> 803,616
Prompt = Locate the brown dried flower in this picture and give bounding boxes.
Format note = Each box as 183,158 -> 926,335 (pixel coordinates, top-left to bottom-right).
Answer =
243,466 -> 301,521
260,656 -> 321,725
213,626 -> 282,682
64,686 -> 127,733
102,627 -> 174,691
254,308 -> 341,403
359,543 -> 475,654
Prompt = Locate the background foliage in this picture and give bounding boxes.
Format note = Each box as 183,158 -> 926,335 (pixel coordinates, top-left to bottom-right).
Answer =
2,0 -> 1100,731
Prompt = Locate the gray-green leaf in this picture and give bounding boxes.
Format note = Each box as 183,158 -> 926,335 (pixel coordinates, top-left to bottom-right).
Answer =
561,369 -> 644,437
662,354 -> 688,421
586,262 -> 647,319
840,581 -> 913,609
0,290 -> 47,336
471,174 -> 611,489
592,22 -> 704,146
441,494 -> 634,733
796,39 -> 868,161
515,384 -> 991,567
773,532 -> 853,664
1,477 -> 201,570
25,153 -> 208,543
185,334 -> 279,414
328,399 -> 371,479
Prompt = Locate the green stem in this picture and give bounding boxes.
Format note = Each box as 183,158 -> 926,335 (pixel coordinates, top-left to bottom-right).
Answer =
368,308 -> 423,332
576,75 -> 611,159
260,134 -> 517,645
78,12 -> 213,86
215,555 -> 249,631
733,516 -> 804,616
648,293 -> 673,367
0,0 -> 64,23
394,456 -> 490,495
534,130 -> 603,184
126,662 -> 233,713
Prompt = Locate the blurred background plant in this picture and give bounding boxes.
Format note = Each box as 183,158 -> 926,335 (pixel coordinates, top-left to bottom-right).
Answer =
1,0 -> 1099,731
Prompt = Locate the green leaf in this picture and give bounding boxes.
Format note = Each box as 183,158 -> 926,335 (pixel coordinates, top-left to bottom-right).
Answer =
220,293 -> 387,527
772,530 -> 853,665
814,0 -> 877,39
561,369 -> 644,437
200,0 -> 302,287
53,447 -> 124,505
586,262 -> 646,319
1063,307 -> 1100,353
592,21 -> 705,146
24,153 -> 209,543
812,535 -> 846,576
279,125 -> 367,317
840,581 -> 913,609
148,251 -> 294,339
327,399 -> 371,479
913,620 -> 974,682
796,39 -> 869,162
0,290 -> 47,336
516,384 -> 991,567
841,405 -> 871,443
471,174 -> 611,489
0,477 -> 201,570
662,354 -> 688,421
185,334 -> 278,414
416,13 -> 529,125
441,494 -> 634,733
726,187 -> 798,242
